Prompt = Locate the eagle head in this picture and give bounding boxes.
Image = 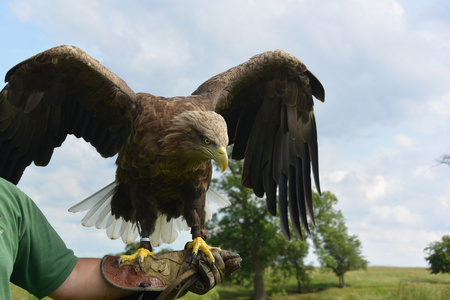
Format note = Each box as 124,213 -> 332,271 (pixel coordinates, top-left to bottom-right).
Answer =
160,111 -> 229,172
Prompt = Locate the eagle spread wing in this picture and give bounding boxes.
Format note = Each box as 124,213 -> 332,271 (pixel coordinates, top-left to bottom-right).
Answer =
0,45 -> 324,262
0,45 -> 136,183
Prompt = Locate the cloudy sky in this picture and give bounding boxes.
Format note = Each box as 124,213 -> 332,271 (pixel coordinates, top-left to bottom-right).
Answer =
1,0 -> 449,267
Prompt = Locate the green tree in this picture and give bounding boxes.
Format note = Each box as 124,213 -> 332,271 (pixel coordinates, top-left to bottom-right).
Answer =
207,159 -> 280,300
311,191 -> 368,287
425,235 -> 450,276
274,225 -> 312,292
122,241 -> 140,255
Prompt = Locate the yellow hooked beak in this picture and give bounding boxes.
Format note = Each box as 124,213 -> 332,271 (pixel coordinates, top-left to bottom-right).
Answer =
214,146 -> 229,172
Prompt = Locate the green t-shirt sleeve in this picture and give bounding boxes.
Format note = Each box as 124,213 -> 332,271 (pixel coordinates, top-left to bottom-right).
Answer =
7,182 -> 78,299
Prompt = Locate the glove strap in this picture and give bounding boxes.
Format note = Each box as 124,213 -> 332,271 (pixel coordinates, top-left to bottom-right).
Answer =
155,268 -> 199,300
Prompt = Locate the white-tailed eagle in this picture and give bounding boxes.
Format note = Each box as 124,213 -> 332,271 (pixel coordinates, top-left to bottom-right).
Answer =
0,45 -> 324,264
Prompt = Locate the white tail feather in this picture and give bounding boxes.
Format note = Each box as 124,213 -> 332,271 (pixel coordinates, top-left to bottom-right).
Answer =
69,182 -> 230,246
205,188 -> 231,221
105,218 -> 121,239
150,214 -> 189,247
68,182 -> 116,212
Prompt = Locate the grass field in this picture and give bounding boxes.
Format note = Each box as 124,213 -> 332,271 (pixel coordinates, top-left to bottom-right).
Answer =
11,266 -> 450,299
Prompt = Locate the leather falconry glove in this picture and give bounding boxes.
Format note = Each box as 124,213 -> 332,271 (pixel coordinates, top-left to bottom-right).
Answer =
101,249 -> 241,299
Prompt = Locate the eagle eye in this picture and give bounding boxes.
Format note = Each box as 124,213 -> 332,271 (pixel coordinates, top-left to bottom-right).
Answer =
204,138 -> 211,145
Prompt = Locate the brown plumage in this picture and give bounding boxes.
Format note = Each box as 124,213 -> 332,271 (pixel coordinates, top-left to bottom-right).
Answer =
0,45 -> 324,255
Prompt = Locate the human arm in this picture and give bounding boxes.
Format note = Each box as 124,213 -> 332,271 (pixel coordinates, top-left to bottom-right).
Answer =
49,258 -> 135,300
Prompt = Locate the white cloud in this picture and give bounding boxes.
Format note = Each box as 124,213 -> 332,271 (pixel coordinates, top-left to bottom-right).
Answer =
327,170 -> 349,183
429,92 -> 450,116
438,196 -> 449,210
370,204 -> 423,225
413,164 -> 438,180
359,228 -> 446,266
359,174 -> 403,202
394,134 -> 417,150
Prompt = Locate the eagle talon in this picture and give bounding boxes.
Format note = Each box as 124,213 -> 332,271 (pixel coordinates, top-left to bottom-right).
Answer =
138,256 -> 144,271
186,237 -> 221,267
190,252 -> 197,265
118,247 -> 154,268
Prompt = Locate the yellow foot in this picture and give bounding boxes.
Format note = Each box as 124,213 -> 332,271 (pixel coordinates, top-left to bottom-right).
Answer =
118,247 -> 154,268
186,237 -> 222,266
